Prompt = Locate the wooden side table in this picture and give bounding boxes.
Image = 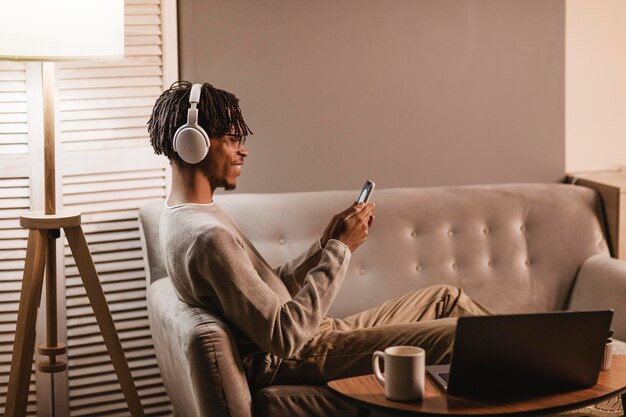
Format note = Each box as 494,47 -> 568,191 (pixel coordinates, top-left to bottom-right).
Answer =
566,170 -> 626,260
328,355 -> 626,416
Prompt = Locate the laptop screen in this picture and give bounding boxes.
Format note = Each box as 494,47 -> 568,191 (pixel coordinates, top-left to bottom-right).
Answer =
446,310 -> 612,396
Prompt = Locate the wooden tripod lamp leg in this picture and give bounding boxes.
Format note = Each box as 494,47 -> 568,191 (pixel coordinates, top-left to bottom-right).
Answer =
64,225 -> 145,417
5,230 -> 48,417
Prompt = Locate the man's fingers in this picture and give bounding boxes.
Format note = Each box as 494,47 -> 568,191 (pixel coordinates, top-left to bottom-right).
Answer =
351,203 -> 374,221
341,203 -> 365,219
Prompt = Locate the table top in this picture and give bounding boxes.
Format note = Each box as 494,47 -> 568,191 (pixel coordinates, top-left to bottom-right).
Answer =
327,355 -> 626,417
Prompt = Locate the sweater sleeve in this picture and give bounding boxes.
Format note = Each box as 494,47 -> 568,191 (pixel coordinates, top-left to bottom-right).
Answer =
274,239 -> 326,295
187,226 -> 350,359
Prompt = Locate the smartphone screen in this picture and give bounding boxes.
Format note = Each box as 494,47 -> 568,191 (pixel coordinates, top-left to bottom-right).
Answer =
356,180 -> 375,204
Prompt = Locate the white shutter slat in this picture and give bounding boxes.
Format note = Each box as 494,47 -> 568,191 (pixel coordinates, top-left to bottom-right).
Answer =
60,96 -> 158,112
67,318 -> 150,340
125,45 -> 163,57
66,302 -> 148,325
126,26 -> 162,37
0,92 -> 27,103
0,240 -> 27,251
62,127 -> 151,142
62,138 -> 149,153
62,76 -> 162,91
66,328 -> 153,352
125,0 -> 160,5
0,145 -> 28,155
0,210 -> 31,221
62,148 -> 164,175
65,178 -> 163,195
69,385 -> 167,408
65,259 -> 146,279
0,252 -> 27,265
0,71 -> 26,81
0,123 -> 27,134
64,240 -> 142,257
70,213 -> 160,231
62,116 -> 151,133
60,106 -> 155,121
126,15 -> 160,26
0,113 -> 27,123
0,199 -> 30,210
0,259 -> 28,271
60,66 -> 161,81
0,178 -> 29,188
0,81 -> 26,92
64,187 -> 164,206
61,56 -> 162,70
0,133 -> 28,145
60,86 -> 162,101
0,271 -> 27,281
126,5 -> 160,15
65,270 -> 145,289
64,197 -> 164,215
0,62 -> 25,71
65,249 -> 144,269
0,102 -> 27,113
69,375 -> 164,399
125,36 -> 162,46
64,170 -> 164,185
67,308 -> 147,328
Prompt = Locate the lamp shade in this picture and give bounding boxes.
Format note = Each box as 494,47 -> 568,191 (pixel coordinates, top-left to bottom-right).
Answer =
0,0 -> 124,61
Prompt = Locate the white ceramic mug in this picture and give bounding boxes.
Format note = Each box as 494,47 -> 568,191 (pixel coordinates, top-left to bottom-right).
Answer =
372,346 -> 425,401
602,339 -> 614,371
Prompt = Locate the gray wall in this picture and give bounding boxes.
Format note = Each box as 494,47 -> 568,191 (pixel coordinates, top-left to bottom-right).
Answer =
178,0 -> 565,193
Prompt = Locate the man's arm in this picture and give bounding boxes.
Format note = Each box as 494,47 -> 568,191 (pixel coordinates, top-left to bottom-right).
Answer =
188,226 -> 350,359
275,202 -> 376,294
274,239 -> 323,295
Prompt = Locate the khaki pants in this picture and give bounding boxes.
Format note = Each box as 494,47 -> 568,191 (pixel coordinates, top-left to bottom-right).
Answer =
272,285 -> 492,385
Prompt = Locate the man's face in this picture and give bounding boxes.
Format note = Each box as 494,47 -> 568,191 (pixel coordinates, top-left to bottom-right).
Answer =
201,133 -> 248,191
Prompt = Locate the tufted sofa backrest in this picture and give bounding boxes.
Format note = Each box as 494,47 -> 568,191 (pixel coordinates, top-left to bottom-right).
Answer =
213,183 -> 609,317
140,183 -> 609,318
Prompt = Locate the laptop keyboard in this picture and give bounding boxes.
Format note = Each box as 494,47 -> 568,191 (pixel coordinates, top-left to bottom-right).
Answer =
439,372 -> 450,384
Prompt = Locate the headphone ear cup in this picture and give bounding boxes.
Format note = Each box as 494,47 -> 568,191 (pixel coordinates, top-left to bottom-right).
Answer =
173,125 -> 209,164
172,83 -> 209,164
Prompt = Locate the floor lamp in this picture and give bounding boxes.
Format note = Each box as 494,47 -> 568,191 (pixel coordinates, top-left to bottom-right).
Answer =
0,2 -> 144,416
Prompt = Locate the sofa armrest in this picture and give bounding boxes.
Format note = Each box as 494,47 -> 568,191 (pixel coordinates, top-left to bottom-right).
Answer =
148,278 -> 253,417
569,255 -> 626,340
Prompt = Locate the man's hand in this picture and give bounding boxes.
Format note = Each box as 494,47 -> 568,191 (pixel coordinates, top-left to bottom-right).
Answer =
321,202 -> 375,252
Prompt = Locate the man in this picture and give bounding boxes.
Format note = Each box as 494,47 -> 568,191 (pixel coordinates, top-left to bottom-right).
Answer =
148,81 -> 491,389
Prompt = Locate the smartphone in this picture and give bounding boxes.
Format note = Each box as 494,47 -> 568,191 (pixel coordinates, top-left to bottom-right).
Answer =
356,180 -> 375,204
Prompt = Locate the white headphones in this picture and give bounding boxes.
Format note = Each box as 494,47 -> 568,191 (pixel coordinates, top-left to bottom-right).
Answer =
173,83 -> 209,164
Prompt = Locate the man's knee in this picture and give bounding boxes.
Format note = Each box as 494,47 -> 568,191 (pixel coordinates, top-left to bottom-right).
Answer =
422,318 -> 457,364
428,284 -> 461,296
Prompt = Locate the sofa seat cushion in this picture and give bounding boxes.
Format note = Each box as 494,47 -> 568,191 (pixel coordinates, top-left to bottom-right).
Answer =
254,385 -> 359,417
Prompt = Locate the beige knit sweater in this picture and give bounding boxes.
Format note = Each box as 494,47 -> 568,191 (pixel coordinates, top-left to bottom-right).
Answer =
159,202 -> 351,364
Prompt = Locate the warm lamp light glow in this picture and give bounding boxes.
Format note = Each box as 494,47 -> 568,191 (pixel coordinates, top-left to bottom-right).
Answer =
0,0 -> 124,61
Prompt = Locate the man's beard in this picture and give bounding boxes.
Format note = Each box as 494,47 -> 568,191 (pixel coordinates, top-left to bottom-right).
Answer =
224,182 -> 237,191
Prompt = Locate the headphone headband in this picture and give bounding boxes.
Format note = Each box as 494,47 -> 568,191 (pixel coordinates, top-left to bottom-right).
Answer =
189,83 -> 202,105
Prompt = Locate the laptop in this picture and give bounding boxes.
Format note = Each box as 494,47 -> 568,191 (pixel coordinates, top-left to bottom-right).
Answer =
426,310 -> 613,397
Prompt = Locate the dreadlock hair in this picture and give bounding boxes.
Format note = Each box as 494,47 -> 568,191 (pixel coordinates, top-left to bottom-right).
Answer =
147,80 -> 253,165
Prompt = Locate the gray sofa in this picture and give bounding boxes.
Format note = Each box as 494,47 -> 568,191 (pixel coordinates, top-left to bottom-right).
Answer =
138,183 -> 626,417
